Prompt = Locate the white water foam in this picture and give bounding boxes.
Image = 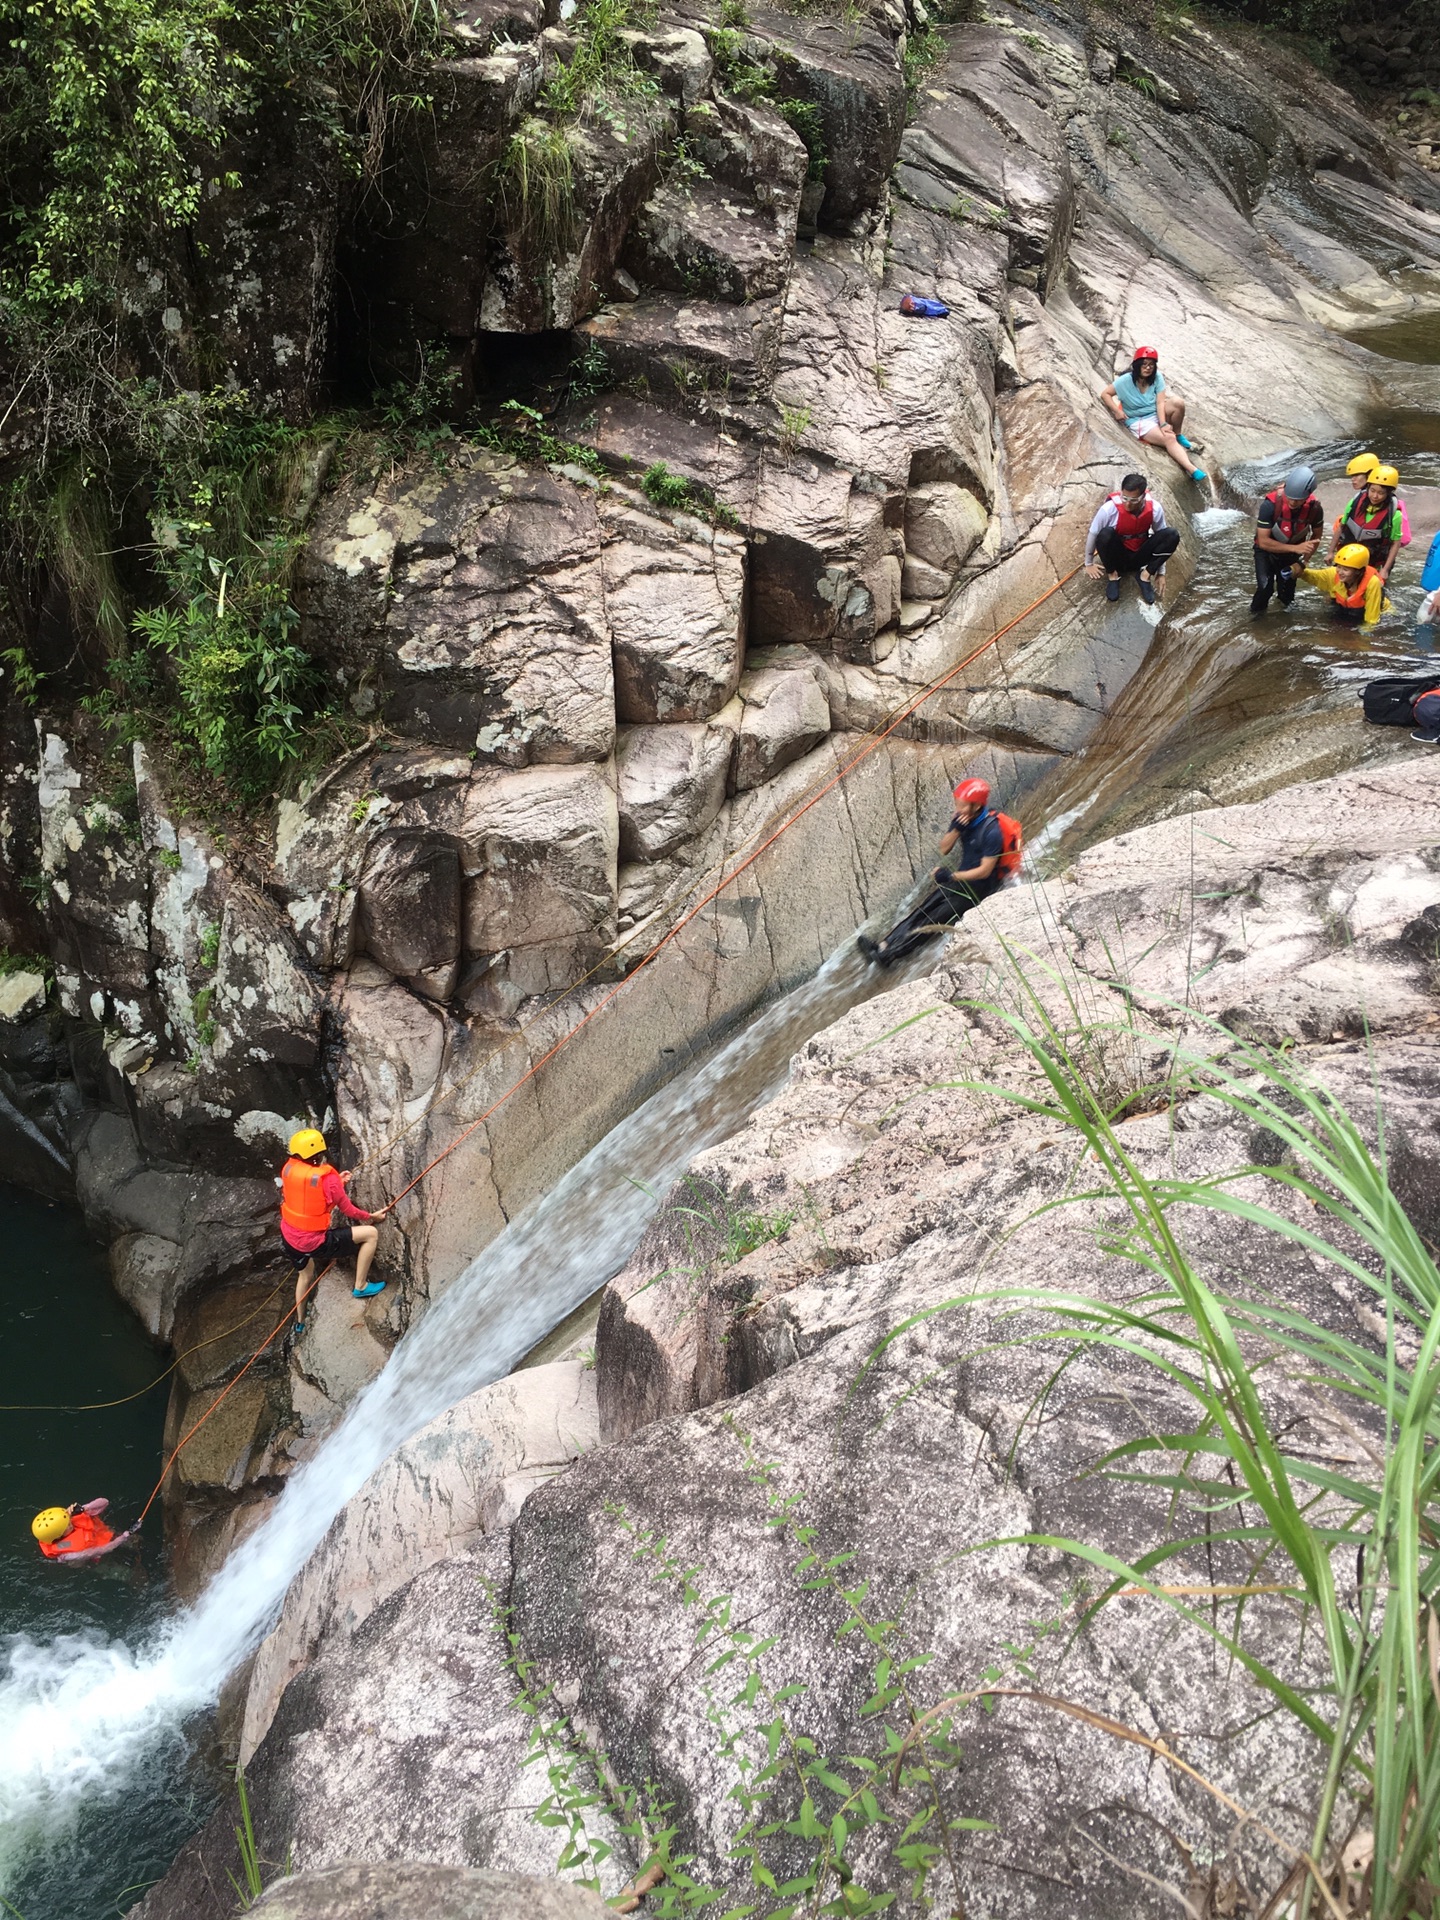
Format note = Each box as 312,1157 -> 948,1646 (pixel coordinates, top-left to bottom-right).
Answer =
1191,506 -> 1246,536
0,937 -> 899,1886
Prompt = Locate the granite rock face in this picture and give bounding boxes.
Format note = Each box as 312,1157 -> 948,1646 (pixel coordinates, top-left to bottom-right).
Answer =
146,761 -> 1440,1919
5,0 -> 1440,1595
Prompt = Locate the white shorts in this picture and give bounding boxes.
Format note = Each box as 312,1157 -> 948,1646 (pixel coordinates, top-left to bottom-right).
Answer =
1128,415 -> 1162,438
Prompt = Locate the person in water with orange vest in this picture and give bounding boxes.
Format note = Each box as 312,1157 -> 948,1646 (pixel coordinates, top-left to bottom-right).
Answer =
1250,465 -> 1323,615
31,1499 -> 132,1563
1084,473 -> 1182,605
858,777 -> 1020,965
1328,463 -> 1410,584
280,1128 -> 388,1330
1299,543 -> 1393,627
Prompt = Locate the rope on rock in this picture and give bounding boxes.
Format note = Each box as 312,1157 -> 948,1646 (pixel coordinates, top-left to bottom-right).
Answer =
115,565 -> 1083,1527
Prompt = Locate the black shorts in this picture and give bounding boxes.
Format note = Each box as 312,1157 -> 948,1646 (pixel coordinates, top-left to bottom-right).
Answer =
280,1224 -> 358,1270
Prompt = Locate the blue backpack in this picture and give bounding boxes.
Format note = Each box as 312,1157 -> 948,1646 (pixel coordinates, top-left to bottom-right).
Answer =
1422,528 -> 1440,593
899,294 -> 950,318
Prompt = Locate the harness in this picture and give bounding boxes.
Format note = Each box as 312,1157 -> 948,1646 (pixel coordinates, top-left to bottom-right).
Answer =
1340,491 -> 1399,556
1259,488 -> 1317,548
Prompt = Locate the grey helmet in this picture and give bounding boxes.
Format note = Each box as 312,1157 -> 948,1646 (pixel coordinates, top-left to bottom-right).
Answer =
1283,465 -> 1317,501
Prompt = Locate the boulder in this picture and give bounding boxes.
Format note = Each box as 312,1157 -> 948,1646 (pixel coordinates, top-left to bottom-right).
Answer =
241,1360 -> 599,1759
575,292 -> 784,405
458,763 -> 619,997
749,9 -> 907,233
297,459 -> 614,764
482,111 -> 671,332
904,481 -> 988,574
622,97 -> 806,303
899,554 -> 951,601
356,833 -> 464,1003
732,656 -> 832,793
615,721 -> 733,860
896,28 -> 1075,292
250,1865 -> 609,1920
601,493 -> 747,723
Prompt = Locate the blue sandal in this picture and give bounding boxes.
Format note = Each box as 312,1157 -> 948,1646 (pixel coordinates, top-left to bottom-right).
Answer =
352,1281 -> 386,1299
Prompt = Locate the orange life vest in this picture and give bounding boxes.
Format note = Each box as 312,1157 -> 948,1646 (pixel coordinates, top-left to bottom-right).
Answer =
280,1157 -> 336,1235
994,811 -> 1024,878
1331,566 -> 1379,610
39,1511 -> 115,1559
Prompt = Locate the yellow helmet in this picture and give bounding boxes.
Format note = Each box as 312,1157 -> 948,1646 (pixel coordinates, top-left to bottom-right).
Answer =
1334,543 -> 1371,569
1370,464 -> 1400,489
1345,452 -> 1378,477
288,1128 -> 327,1160
32,1508 -> 71,1544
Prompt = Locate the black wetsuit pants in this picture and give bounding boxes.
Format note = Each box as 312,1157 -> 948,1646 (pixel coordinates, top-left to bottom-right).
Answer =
1094,527 -> 1181,577
1251,547 -> 1305,611
874,871 -> 1002,963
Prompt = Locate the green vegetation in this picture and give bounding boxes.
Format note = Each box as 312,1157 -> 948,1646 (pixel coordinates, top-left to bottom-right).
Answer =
492,1419 -> 992,1914
0,948 -> 50,980
876,955 -> 1440,1916
497,118 -> 579,256
776,98 -> 827,180
641,461 -> 696,510
902,25 -> 946,101
227,1761 -> 291,1909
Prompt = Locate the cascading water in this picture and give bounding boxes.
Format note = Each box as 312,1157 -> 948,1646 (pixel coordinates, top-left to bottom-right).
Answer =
0,932 -> 926,1910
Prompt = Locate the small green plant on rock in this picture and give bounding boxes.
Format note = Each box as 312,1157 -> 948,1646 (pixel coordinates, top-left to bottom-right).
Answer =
640,461 -> 695,510
776,399 -> 812,459
902,26 -> 946,102
776,97 -> 827,179
497,118 -> 578,256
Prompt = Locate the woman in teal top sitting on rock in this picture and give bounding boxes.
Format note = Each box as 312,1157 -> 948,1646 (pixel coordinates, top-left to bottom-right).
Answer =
1101,345 -> 1207,483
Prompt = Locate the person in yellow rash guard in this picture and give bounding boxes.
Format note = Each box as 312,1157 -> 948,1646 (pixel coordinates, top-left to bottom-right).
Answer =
1299,542 -> 1392,627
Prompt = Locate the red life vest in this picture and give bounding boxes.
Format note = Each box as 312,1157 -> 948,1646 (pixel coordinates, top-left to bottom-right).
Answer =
1109,491 -> 1155,552
39,1511 -> 115,1559
1339,492 -> 1399,554
280,1157 -> 336,1235
1260,489 -> 1317,547
994,812 -> 1024,878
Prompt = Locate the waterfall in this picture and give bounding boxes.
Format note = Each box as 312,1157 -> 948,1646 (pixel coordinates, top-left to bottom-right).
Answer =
0,934 -> 909,1887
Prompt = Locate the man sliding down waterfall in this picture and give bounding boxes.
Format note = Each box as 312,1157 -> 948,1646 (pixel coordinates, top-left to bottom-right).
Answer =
858,779 -> 1022,966
279,1129 -> 390,1332
1084,473 -> 1182,605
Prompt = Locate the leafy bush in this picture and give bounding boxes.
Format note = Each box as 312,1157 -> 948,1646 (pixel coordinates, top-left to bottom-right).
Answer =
776,98 -> 827,179
641,461 -> 696,510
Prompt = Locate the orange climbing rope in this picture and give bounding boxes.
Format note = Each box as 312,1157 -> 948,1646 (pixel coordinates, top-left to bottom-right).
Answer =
116,565 -> 1082,1527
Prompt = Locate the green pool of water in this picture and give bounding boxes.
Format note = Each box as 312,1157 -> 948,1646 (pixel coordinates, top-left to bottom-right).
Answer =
1346,309 -> 1440,366
0,1184 -> 215,1919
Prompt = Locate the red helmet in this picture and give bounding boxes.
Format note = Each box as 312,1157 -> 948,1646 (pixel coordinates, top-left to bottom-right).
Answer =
953,778 -> 990,808
1132,344 -> 1159,361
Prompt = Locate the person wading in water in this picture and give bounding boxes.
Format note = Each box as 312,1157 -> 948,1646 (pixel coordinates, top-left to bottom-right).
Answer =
1328,464 -> 1410,586
1251,465 -> 1323,615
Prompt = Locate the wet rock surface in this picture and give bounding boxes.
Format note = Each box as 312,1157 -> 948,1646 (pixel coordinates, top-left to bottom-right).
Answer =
4,0 -> 1440,1601
147,761 -> 1440,1917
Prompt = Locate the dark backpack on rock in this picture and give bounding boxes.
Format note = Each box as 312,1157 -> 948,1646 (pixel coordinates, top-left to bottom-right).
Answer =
1361,674 -> 1440,726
